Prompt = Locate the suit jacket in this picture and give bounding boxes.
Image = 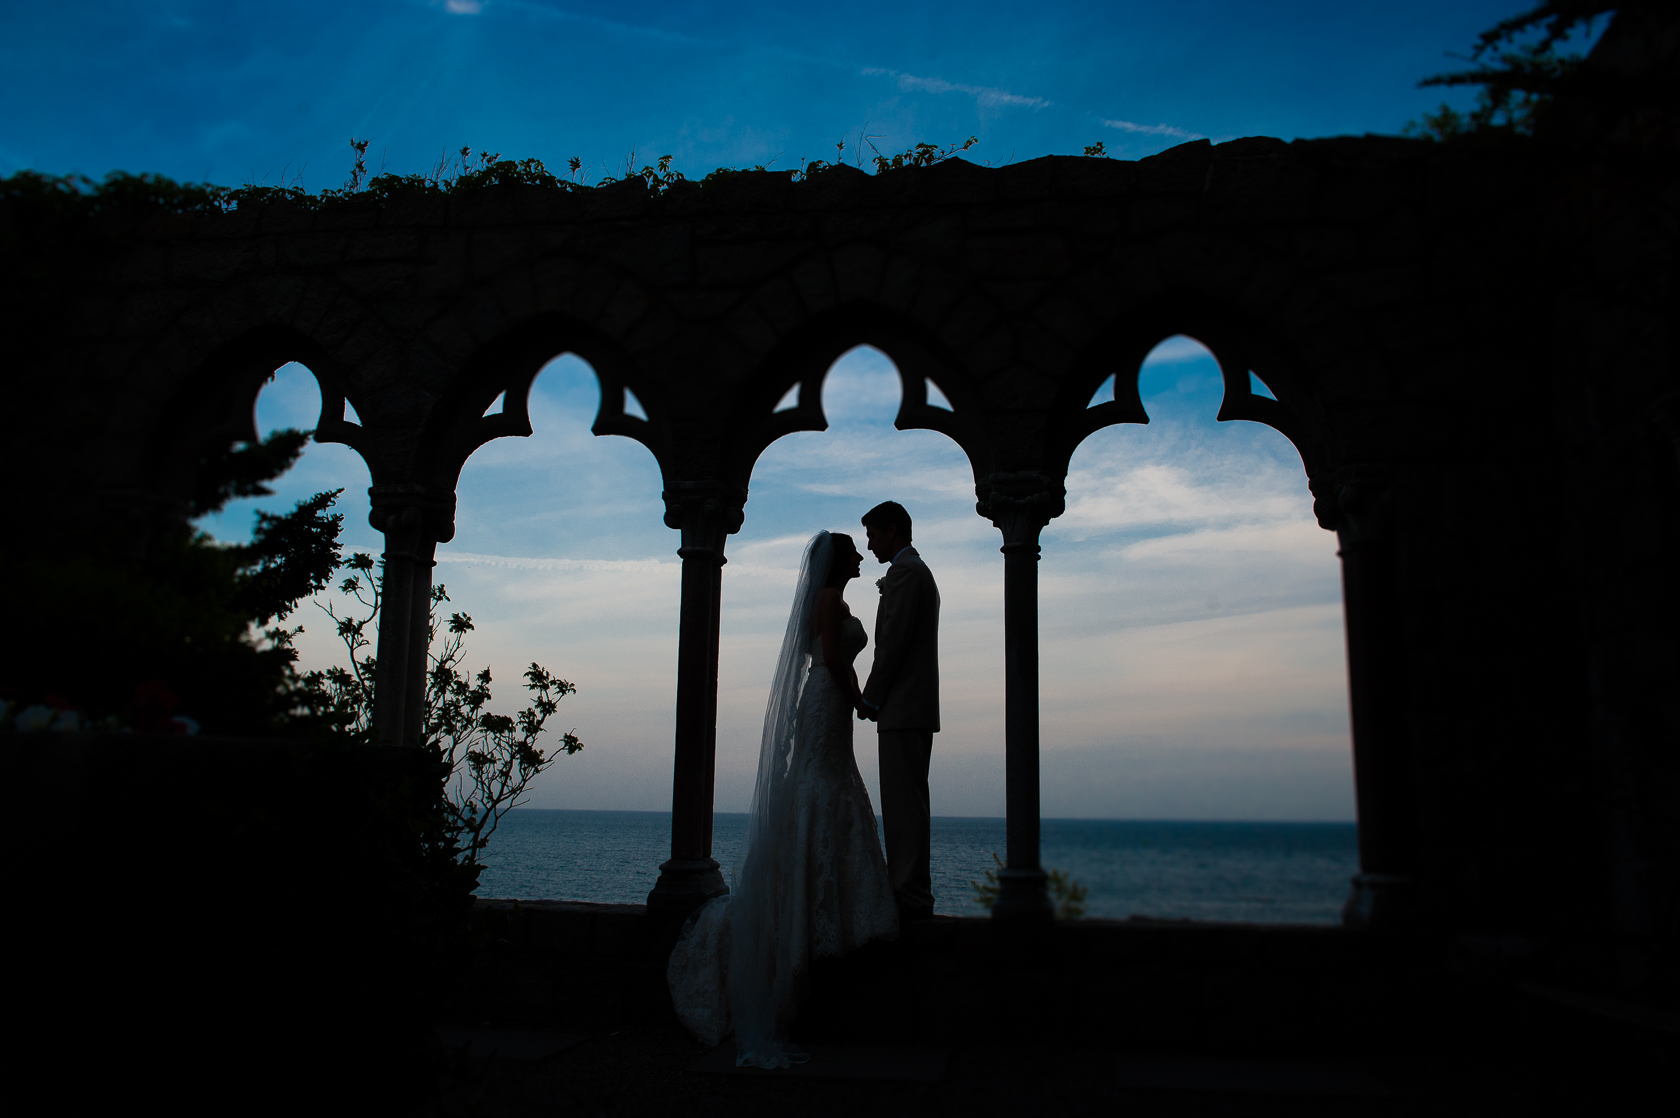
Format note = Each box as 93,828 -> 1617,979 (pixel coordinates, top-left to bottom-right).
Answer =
863,547 -> 940,732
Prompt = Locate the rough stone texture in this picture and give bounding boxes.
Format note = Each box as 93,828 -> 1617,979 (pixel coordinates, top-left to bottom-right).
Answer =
4,127 -> 1676,983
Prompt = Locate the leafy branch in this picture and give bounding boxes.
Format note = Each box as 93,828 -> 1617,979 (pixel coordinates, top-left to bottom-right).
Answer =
294,554 -> 583,873
971,853 -> 1089,919
423,587 -> 582,872
1404,0 -> 1618,140
864,135 -> 979,173
296,550 -> 381,740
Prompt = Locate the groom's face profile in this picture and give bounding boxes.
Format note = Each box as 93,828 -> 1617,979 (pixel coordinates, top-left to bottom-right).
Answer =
865,523 -> 903,564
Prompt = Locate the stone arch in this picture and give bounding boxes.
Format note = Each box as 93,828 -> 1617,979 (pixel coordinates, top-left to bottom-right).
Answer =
722,302 -> 987,491
1045,322 -> 1354,827
413,311 -> 665,499
1047,291 -> 1352,487
148,322 -> 373,518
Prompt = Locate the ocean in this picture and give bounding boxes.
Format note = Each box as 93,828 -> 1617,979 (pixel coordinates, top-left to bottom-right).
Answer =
475,810 -> 1359,923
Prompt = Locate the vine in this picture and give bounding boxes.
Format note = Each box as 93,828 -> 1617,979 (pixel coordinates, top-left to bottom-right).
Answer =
0,132 -> 1015,216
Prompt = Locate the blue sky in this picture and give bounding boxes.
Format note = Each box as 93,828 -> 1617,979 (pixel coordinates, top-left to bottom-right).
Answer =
4,1 -> 1539,819
226,346 -> 1354,820
5,1 -> 1524,183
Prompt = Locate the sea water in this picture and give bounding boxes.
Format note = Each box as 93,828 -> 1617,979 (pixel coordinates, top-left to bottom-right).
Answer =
474,810 -> 1359,923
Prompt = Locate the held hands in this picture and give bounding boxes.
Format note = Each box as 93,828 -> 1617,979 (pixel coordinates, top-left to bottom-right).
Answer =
851,667 -> 876,721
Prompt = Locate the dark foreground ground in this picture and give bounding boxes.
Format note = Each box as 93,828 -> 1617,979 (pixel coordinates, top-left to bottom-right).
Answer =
27,749 -> 1673,1114
427,984 -> 1675,1118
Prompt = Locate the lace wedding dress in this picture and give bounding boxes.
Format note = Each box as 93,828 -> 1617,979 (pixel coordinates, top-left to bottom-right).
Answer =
667,532 -> 899,1068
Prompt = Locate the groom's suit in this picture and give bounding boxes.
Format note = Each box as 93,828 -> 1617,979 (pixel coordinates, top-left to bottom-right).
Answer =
862,545 -> 940,916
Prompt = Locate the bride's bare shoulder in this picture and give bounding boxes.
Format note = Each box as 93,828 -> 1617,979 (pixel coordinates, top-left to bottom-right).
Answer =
814,586 -> 851,626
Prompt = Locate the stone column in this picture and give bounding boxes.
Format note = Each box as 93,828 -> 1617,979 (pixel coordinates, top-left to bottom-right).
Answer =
647,482 -> 746,918
369,485 -> 454,749
1319,469 -> 1418,928
978,473 -> 1065,923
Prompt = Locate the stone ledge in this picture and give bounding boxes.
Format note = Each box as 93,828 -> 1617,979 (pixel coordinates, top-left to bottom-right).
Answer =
464,896 -> 1426,1052
472,897 -> 1368,958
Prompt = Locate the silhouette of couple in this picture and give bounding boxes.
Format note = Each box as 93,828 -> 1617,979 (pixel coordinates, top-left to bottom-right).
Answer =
667,500 -> 941,1067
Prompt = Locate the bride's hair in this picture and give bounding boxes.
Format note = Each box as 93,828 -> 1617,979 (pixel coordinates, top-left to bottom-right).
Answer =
824,533 -> 857,587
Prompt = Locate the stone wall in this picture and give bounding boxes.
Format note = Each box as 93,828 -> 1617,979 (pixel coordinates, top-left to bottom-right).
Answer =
4,119 -> 1675,978
467,899 -> 1420,1056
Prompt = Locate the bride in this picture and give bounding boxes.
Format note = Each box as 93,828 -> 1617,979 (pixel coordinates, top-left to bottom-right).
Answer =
667,530 -> 900,1067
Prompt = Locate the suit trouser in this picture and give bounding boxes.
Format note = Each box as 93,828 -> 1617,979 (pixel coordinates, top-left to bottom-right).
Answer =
877,728 -> 935,912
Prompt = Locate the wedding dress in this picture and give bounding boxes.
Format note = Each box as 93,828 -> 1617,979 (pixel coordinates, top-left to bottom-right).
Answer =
667,532 -> 899,1068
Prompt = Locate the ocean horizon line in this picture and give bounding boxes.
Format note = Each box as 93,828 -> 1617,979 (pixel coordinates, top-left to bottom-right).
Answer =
478,810 -> 1360,921
504,807 -> 1357,826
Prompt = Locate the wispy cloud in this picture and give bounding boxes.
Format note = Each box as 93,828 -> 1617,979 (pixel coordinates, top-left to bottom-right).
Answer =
863,68 -> 1050,110
437,552 -> 669,575
1059,450 -> 1308,535
443,0 -> 483,14
1101,117 -> 1203,141
242,347 -> 1348,819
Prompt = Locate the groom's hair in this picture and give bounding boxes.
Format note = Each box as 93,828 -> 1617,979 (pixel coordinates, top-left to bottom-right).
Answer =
861,501 -> 912,541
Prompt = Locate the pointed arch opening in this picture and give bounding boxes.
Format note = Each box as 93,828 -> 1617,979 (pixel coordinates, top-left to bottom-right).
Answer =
712,343 -> 1002,905
190,360 -> 379,711
40,318 -> 390,736
415,315 -> 667,497
194,360 -> 376,552
1041,333 -> 1356,922
443,349 -> 679,902
722,307 -> 978,491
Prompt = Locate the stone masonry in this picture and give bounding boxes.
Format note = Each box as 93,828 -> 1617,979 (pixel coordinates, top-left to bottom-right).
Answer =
4,113 -> 1675,979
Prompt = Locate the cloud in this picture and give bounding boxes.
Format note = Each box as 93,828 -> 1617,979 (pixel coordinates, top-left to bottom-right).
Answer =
437,552 -> 669,575
863,68 -> 1050,110
1101,117 -> 1203,141
1115,520 -> 1326,562
443,0 -> 483,13
1059,452 -> 1309,535
254,345 -> 1347,820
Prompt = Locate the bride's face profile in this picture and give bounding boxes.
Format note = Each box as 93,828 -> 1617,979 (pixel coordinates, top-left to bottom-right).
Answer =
827,535 -> 863,588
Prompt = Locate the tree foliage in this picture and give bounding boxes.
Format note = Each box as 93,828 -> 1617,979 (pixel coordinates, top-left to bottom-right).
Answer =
238,488 -> 346,627
189,427 -> 311,518
298,552 -> 583,875
1,420 -> 346,734
3,408 -> 584,880
297,550 -> 382,741
423,596 -> 583,873
1403,1 -> 1649,140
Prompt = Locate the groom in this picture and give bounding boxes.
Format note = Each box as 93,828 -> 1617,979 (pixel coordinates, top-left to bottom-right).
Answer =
856,500 -> 940,923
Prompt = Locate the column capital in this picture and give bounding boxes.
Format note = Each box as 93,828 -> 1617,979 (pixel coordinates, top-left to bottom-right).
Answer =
367,484 -> 458,545
1309,465 -> 1401,544
976,472 -> 1066,550
662,481 -> 747,564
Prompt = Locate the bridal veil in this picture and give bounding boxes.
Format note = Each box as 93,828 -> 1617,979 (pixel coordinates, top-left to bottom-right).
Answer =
730,529 -> 832,1065
668,531 -> 833,1067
